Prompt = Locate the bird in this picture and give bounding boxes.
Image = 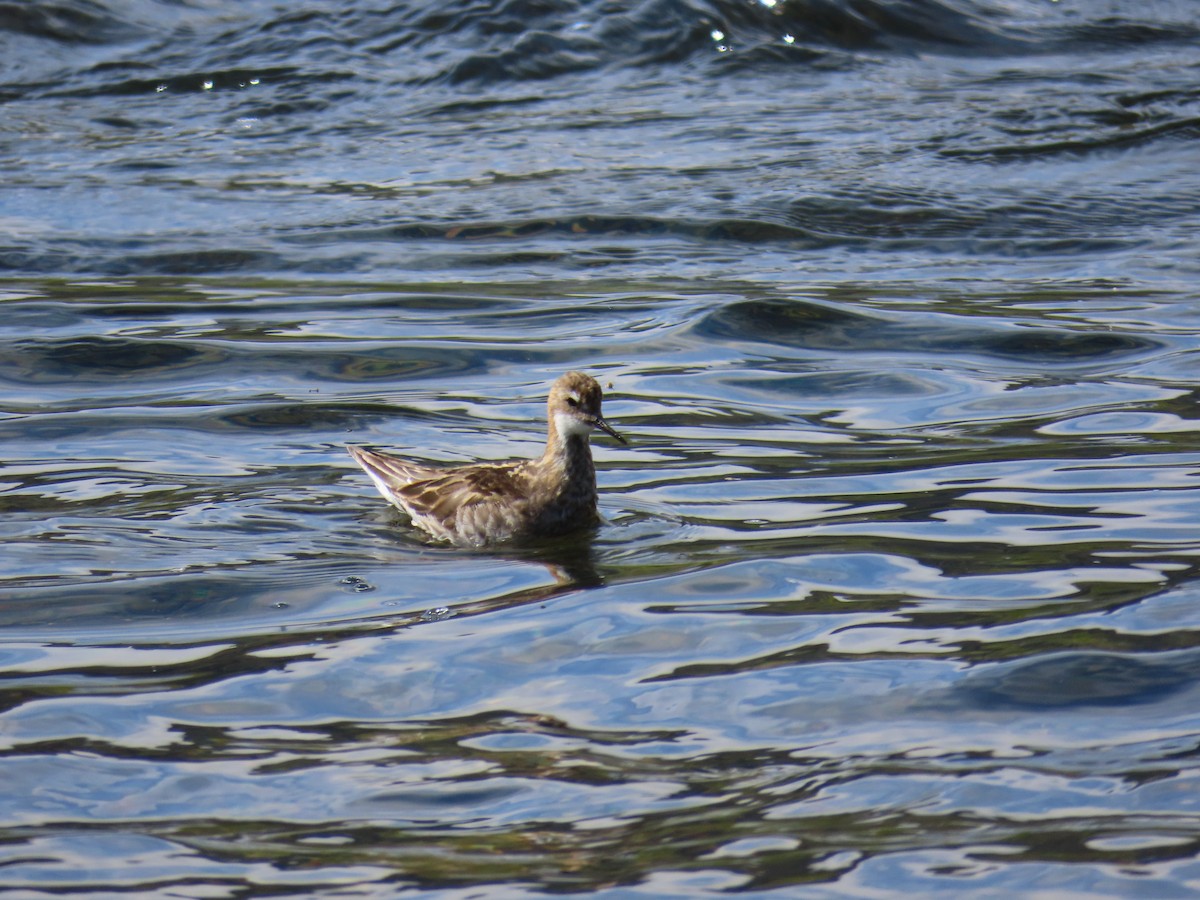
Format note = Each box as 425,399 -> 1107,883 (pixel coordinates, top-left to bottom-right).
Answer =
347,371 -> 626,546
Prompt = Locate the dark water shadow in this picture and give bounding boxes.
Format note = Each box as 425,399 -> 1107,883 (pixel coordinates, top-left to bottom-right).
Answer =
954,650 -> 1200,710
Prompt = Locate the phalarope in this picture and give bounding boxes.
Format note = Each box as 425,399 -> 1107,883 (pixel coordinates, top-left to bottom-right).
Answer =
348,371 -> 625,545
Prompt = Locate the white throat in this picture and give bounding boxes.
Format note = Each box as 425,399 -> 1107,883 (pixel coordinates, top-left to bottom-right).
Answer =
554,411 -> 592,441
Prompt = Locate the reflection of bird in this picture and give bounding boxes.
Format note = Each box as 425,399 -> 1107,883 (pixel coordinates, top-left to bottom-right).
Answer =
348,372 -> 625,546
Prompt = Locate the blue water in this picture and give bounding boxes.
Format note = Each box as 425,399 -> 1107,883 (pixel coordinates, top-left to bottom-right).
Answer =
2,1 -> 1200,896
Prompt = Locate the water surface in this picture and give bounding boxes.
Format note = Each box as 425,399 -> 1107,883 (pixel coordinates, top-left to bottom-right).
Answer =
2,0 -> 1200,896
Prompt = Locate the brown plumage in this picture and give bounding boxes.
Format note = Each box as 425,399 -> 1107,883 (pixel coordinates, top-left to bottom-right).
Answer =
347,372 -> 625,545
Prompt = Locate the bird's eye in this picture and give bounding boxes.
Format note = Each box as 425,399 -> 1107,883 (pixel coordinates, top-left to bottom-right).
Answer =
566,396 -> 579,407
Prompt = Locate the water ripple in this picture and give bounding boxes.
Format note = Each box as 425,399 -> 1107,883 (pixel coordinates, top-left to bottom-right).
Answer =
2,0 -> 1200,892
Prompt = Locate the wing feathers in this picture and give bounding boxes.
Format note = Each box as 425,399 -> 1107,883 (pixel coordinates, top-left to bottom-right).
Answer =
347,445 -> 534,543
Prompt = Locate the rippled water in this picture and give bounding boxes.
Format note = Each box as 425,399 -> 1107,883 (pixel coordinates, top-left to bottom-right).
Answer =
3,1 -> 1200,896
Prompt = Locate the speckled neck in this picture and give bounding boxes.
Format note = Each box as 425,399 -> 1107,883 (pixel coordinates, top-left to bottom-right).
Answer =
544,426 -> 594,474
539,430 -> 597,508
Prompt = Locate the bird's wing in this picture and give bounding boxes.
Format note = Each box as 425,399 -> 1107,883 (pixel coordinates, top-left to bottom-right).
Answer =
347,445 -> 440,497
348,446 -> 532,542
397,462 -> 527,521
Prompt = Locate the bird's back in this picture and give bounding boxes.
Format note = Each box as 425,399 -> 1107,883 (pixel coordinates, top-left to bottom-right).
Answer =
347,445 -> 546,544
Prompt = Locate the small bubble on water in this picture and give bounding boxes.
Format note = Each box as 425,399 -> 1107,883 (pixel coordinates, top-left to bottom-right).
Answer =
421,607 -> 452,622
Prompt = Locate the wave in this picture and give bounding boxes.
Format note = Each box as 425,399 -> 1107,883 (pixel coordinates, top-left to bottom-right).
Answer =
3,0 -> 1197,94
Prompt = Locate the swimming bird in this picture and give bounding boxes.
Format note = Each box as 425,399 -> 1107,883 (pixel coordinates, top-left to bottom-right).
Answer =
347,371 -> 625,545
